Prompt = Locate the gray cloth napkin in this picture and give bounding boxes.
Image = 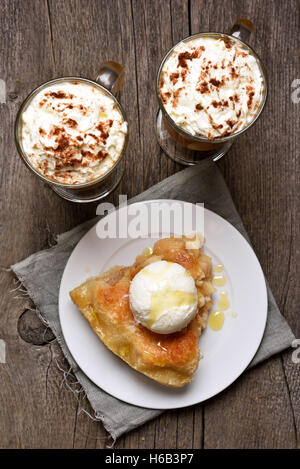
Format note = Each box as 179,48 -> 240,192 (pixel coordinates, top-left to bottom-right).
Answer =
12,159 -> 295,442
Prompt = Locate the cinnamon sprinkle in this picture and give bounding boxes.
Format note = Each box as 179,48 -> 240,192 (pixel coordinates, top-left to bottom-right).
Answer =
226,119 -> 235,129
63,118 -> 78,128
46,91 -> 73,99
161,91 -> 171,104
231,67 -> 239,79
81,149 -> 108,162
237,50 -> 248,58
181,68 -> 187,81
197,81 -> 209,94
50,126 -> 64,137
172,88 -> 183,107
81,150 -> 94,158
96,120 -> 113,143
211,100 -> 229,108
246,86 -> 255,108
195,103 -> 204,111
177,47 -> 203,68
170,72 -> 179,85
221,38 -> 232,50
209,78 -> 224,87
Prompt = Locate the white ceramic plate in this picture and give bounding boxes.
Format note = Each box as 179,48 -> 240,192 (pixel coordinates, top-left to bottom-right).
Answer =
59,200 -> 267,409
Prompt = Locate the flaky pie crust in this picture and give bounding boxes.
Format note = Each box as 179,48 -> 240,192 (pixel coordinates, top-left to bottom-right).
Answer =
70,236 -> 214,387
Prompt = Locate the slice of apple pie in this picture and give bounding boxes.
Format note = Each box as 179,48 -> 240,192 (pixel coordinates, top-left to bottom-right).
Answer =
70,236 -> 214,387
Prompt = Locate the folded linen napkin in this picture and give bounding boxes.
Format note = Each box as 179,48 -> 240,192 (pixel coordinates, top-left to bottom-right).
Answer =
12,159 -> 295,442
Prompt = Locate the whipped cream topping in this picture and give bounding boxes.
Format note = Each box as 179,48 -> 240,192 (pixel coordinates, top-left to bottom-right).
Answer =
159,36 -> 264,140
21,81 -> 127,184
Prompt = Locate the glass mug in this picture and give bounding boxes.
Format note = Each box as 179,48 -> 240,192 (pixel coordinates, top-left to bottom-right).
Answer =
156,19 -> 268,165
15,62 -> 128,203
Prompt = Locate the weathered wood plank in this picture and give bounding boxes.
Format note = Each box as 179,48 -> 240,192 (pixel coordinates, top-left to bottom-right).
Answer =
0,0 -> 82,449
190,0 -> 300,449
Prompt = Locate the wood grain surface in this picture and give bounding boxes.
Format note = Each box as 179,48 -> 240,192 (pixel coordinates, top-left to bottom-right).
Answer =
0,0 -> 299,449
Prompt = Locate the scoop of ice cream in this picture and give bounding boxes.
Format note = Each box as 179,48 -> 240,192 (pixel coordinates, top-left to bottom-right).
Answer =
129,260 -> 198,334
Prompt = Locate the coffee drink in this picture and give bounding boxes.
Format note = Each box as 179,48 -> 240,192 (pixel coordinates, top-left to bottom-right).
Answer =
21,80 -> 128,184
159,35 -> 264,141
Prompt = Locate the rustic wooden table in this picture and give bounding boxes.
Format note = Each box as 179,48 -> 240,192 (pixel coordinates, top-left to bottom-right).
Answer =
0,0 -> 299,449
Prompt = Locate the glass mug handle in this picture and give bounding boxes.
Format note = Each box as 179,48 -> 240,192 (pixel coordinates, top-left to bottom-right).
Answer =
95,61 -> 124,96
230,18 -> 254,44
